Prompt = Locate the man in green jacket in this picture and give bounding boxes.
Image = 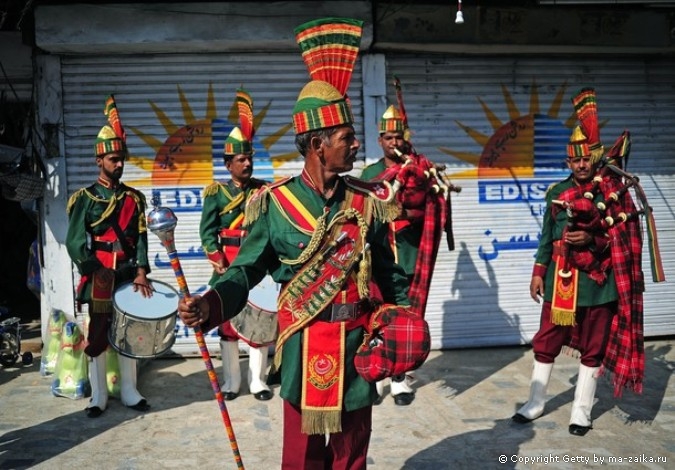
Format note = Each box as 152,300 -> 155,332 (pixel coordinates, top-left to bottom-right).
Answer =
512,88 -> 644,437
199,88 -> 272,401
361,105 -> 420,406
178,18 -> 412,468
66,95 -> 152,418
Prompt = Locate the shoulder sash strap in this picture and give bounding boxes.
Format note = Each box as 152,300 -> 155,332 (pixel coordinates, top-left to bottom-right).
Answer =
272,187 -> 371,368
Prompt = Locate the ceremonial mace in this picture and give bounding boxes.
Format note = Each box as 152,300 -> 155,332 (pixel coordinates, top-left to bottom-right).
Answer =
147,199 -> 244,469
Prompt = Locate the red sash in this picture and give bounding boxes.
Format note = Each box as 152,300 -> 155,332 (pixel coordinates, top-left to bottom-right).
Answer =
273,186 -> 373,434
83,193 -> 137,314
551,240 -> 579,326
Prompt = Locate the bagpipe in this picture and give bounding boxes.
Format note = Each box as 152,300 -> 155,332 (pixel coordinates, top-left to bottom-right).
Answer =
386,145 -> 461,250
383,76 -> 461,251
550,131 -> 665,284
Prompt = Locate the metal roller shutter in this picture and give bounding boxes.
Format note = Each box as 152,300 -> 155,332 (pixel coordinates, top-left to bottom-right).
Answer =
384,54 -> 675,348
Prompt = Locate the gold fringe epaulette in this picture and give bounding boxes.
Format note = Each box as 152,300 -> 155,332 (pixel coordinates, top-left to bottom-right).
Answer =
244,177 -> 292,226
203,181 -> 223,198
343,176 -> 400,223
66,188 -> 86,215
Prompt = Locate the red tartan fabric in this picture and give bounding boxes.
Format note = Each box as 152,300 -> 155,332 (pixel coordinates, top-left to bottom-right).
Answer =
601,191 -> 644,396
354,305 -> 430,382
365,152 -> 446,318
556,174 -> 644,396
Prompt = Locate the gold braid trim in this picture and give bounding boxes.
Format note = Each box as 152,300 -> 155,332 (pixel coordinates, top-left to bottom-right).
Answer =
90,193 -> 118,228
280,209 -> 330,266
219,192 -> 245,216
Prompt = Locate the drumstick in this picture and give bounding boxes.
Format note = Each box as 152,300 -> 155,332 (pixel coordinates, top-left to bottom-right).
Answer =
147,202 -> 245,470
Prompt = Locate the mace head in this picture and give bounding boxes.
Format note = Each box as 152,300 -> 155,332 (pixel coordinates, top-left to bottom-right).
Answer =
147,195 -> 178,235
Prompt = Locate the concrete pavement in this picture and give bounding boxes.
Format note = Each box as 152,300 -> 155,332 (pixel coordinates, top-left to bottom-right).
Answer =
1,324 -> 674,469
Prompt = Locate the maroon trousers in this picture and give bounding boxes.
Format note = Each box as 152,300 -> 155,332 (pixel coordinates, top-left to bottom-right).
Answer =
281,400 -> 372,470
532,301 -> 616,367
84,309 -> 111,357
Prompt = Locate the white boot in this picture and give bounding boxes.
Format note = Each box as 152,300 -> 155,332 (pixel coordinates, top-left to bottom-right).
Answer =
118,354 -> 149,411
248,346 -> 272,400
220,340 -> 241,400
391,373 -> 415,406
513,360 -> 554,422
569,364 -> 599,436
86,353 -> 108,418
375,379 -> 385,401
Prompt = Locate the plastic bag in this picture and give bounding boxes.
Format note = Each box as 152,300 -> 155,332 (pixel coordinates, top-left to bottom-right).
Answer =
51,322 -> 91,400
40,309 -> 67,376
106,347 -> 121,398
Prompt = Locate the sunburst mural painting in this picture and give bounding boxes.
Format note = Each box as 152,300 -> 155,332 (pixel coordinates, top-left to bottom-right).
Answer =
439,81 -> 580,181
125,83 -> 295,206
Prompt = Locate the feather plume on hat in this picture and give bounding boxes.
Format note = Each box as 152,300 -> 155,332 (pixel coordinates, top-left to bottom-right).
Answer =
292,17 -> 364,134
568,88 -> 604,164
95,95 -> 127,157
224,88 -> 255,157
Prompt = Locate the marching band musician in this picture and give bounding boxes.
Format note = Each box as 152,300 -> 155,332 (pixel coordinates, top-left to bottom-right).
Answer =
66,95 -> 152,418
179,18 -> 414,468
512,88 -> 650,436
361,99 -> 451,406
199,88 -> 273,401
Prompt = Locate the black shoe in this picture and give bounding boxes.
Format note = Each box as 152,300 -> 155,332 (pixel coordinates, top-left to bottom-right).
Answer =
374,395 -> 384,406
85,406 -> 104,418
253,390 -> 273,401
511,413 -> 533,424
128,399 -> 150,412
569,424 -> 591,436
222,391 -> 239,401
393,392 -> 415,406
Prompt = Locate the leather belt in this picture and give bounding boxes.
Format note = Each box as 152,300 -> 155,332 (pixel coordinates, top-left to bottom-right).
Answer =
220,237 -> 243,247
93,240 -> 125,252
317,303 -> 362,323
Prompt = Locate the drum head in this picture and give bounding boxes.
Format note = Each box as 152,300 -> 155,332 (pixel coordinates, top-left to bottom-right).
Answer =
248,275 -> 279,312
113,279 -> 179,320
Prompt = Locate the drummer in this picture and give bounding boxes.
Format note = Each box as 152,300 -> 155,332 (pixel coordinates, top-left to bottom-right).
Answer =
199,88 -> 273,401
65,95 -> 153,418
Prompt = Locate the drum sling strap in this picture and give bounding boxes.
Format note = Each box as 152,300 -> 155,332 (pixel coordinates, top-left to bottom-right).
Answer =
87,188 -> 138,314
272,186 -> 372,435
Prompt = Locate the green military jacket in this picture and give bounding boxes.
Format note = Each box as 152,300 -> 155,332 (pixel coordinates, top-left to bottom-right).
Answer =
199,178 -> 266,286
207,174 -> 411,410
535,175 -> 618,306
361,159 -> 421,279
65,180 -> 150,302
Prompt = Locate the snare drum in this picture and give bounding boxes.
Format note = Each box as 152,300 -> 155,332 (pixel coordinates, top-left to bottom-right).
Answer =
109,279 -> 179,359
230,275 -> 279,347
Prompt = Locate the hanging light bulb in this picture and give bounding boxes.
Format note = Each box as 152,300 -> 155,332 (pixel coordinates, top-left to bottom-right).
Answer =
455,0 -> 465,24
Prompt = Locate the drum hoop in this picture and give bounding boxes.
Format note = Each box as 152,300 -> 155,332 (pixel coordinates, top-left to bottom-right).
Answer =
108,331 -> 176,359
246,277 -> 279,313
112,278 -> 179,321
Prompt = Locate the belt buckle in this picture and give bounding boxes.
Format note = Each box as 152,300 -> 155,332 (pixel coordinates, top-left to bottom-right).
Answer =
330,303 -> 356,322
